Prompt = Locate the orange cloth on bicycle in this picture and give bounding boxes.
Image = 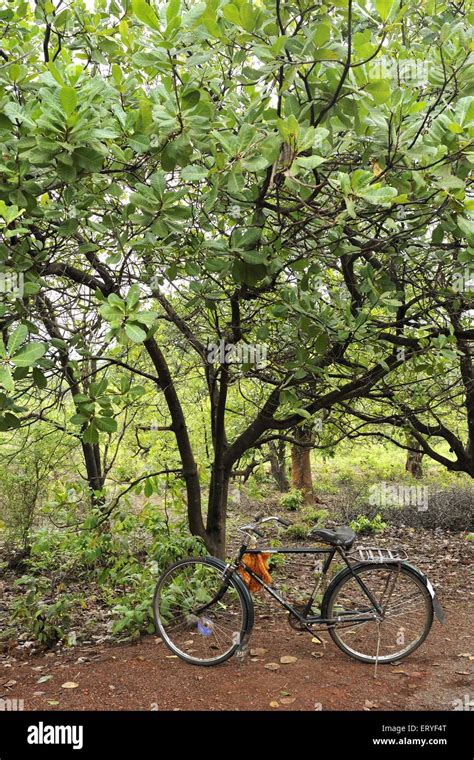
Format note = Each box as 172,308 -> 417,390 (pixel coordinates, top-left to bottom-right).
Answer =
238,553 -> 272,593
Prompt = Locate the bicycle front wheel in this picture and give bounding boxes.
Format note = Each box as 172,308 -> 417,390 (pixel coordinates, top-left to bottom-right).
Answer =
153,557 -> 253,666
323,563 -> 433,664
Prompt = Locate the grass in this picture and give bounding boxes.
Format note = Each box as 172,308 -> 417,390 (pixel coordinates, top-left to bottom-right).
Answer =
313,442 -> 471,496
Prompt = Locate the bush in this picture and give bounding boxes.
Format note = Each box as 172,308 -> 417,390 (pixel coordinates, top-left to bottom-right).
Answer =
0,453 -> 44,552
5,503 -> 208,645
285,523 -> 309,540
350,513 -> 386,535
303,508 -> 329,526
8,576 -> 79,648
279,489 -> 303,511
384,488 -> 474,532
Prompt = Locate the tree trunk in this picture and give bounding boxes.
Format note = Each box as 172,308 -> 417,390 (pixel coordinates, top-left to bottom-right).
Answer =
145,338 -> 205,541
291,425 -> 314,504
268,440 -> 289,492
405,434 -> 423,479
206,468 -> 230,559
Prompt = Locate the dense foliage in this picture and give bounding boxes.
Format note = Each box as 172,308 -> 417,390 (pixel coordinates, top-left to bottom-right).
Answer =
0,0 -> 472,561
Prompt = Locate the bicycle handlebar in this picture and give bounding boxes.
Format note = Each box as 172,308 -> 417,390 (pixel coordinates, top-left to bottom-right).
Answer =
238,515 -> 291,537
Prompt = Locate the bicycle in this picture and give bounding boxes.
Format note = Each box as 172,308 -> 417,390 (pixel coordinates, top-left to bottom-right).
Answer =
153,515 -> 444,666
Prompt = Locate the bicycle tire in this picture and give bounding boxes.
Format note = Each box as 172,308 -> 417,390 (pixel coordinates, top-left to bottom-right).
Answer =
153,556 -> 254,666
321,561 -> 434,664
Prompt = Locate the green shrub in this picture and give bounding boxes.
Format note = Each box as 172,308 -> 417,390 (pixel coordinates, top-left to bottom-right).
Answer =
285,522 -> 309,540
303,508 -> 329,526
350,513 -> 386,535
7,504 -> 208,645
8,576 -> 79,648
279,489 -> 303,511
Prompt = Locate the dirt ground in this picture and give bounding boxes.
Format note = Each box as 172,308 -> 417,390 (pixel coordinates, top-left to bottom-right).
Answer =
0,604 -> 472,712
1,526 -> 472,712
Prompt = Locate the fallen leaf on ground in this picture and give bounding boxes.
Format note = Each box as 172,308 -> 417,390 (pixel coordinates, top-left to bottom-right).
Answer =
37,675 -> 53,684
269,701 -> 279,708
280,697 -> 296,705
3,680 -> 17,688
311,651 -> 324,659
47,701 -> 59,706
250,648 -> 267,656
61,682 -> 79,689
280,655 -> 298,664
264,662 -> 280,671
311,638 -> 322,645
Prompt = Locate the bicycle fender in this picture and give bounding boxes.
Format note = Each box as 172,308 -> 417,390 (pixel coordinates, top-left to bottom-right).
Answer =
401,561 -> 445,624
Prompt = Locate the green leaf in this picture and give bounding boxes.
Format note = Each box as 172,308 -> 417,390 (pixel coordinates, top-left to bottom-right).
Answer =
125,322 -> 148,343
32,367 -> 47,389
314,333 -> 329,354
96,416 -> 118,433
222,3 -> 241,25
7,324 -> 27,356
12,342 -> 47,367
83,423 -> 99,444
3,411 -> 20,429
181,165 -> 207,181
313,23 -> 331,47
166,0 -> 180,23
181,89 -> 200,109
239,2 -> 255,32
129,133 -> 150,154
60,86 -> 77,117
240,250 -> 268,265
0,365 -> 14,392
131,0 -> 161,31
365,80 -> 391,104
375,0 -> 395,21
295,155 -> 326,170
126,284 -> 141,310
136,310 -> 157,327
70,413 -> 88,426
358,186 -> 398,205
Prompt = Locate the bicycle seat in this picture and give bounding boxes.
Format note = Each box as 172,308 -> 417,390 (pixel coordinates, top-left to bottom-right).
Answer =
309,525 -> 356,549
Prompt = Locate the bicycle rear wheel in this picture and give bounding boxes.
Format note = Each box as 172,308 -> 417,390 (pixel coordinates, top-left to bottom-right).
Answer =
153,557 -> 253,666
323,563 -> 433,663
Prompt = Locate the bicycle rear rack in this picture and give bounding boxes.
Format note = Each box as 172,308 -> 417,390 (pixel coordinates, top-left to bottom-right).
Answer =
348,546 -> 408,563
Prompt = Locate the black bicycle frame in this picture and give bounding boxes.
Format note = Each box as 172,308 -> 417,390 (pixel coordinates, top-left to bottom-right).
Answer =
236,543 -> 384,626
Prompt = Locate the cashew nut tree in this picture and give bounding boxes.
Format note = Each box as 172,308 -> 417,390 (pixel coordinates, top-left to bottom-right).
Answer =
0,0 -> 472,555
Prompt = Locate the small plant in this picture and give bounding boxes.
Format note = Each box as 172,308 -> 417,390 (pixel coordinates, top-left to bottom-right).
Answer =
279,489 -> 303,511
285,522 -> 309,540
9,576 -> 77,647
303,508 -> 329,526
266,538 -> 286,570
350,513 -> 386,535
466,532 -> 474,542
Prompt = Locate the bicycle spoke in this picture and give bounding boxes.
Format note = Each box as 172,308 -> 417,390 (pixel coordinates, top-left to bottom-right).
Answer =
154,560 -> 247,664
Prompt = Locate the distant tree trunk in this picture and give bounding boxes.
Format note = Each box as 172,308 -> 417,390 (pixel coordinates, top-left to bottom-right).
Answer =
405,433 -> 424,478
268,440 -> 289,492
291,425 -> 314,504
